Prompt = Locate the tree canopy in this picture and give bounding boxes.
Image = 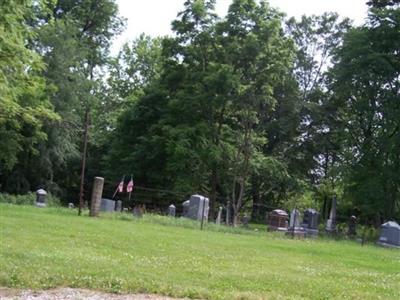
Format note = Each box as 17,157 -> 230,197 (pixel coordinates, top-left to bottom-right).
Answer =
1,0 -> 399,224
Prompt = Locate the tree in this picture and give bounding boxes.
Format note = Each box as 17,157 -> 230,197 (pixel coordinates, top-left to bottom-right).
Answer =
329,4 -> 400,221
0,0 -> 57,187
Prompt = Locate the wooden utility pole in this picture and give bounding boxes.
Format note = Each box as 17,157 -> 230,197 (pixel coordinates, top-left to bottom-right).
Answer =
78,108 -> 89,216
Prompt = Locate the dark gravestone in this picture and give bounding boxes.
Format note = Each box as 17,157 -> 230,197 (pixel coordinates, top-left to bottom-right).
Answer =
185,194 -> 209,222
115,200 -> 122,212
35,189 -> 47,207
302,208 -> 319,237
377,221 -> 400,248
100,198 -> 115,212
267,209 -> 288,232
348,215 -> 357,237
242,214 -> 250,228
168,204 -> 176,217
133,205 -> 143,218
226,201 -> 231,225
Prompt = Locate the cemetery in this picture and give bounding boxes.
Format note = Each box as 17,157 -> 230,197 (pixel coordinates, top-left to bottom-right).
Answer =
1,0 -> 400,299
1,202 -> 399,300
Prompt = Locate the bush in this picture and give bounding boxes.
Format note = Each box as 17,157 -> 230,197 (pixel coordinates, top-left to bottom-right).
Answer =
0,192 -> 61,207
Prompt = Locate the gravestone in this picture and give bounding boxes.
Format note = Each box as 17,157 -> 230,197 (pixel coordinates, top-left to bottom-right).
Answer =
302,208 -> 319,237
348,215 -> 357,237
35,189 -> 47,207
287,209 -> 305,237
185,194 -> 209,222
133,205 -> 143,218
168,204 -> 176,217
89,177 -> 104,217
267,209 -> 288,232
289,209 -> 301,228
377,221 -> 400,248
100,198 -> 115,212
216,206 -> 223,225
115,200 -> 122,212
226,201 -> 231,225
325,195 -> 337,233
242,214 -> 250,227
68,203 -> 74,209
182,200 -> 190,217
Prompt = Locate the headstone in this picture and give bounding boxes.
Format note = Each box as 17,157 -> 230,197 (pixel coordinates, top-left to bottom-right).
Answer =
133,205 -> 143,218
68,203 -> 74,209
185,194 -> 209,222
325,195 -> 337,233
267,209 -> 288,232
289,209 -> 302,228
302,208 -> 319,237
287,209 -> 305,237
100,198 -> 115,212
168,204 -> 176,217
35,189 -> 47,207
348,215 -> 357,237
242,214 -> 250,227
182,200 -> 190,217
89,177 -> 104,217
377,221 -> 400,248
115,200 -> 122,212
216,206 -> 223,225
226,201 -> 231,225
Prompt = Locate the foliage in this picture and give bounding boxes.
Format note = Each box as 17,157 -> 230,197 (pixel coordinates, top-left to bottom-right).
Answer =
0,0 -> 58,171
329,5 -> 400,221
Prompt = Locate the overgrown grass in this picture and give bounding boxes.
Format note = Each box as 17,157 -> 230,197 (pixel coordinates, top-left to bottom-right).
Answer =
0,204 -> 399,299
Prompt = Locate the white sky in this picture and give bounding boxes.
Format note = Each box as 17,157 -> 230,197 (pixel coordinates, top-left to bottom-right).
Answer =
112,0 -> 369,55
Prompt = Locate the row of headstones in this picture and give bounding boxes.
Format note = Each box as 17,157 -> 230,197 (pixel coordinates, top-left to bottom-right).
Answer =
35,181 -> 399,248
268,208 -> 400,247
268,209 -> 320,238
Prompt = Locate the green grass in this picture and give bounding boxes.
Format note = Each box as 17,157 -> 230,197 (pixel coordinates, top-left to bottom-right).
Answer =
0,204 -> 399,299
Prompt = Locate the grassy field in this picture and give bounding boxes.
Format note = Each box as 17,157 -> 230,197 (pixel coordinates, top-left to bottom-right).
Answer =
0,204 -> 399,299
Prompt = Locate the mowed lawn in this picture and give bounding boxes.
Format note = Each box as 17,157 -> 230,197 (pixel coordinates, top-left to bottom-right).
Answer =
0,204 -> 399,299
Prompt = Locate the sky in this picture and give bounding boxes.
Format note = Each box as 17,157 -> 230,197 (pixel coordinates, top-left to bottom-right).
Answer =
112,0 -> 369,55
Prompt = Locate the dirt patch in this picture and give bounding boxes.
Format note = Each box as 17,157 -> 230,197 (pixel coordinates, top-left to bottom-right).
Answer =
0,287 -> 186,300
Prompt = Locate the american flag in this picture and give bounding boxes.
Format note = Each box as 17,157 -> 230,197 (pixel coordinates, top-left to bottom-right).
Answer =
118,178 -> 124,193
127,178 -> 134,193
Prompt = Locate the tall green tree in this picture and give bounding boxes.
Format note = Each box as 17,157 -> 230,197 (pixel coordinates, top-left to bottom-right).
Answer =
330,2 -> 400,221
0,0 -> 57,190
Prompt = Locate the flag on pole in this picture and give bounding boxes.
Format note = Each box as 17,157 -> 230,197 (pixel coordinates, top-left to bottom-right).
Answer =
113,176 -> 125,199
127,178 -> 134,193
118,177 -> 124,193
127,175 -> 134,201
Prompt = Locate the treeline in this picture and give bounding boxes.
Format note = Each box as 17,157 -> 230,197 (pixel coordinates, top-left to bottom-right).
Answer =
0,0 -> 399,225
